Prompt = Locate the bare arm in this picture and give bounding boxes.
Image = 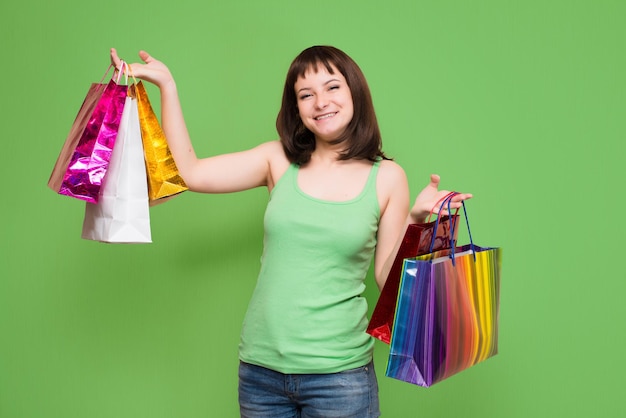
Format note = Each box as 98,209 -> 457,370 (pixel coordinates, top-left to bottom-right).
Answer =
374,164 -> 473,291
373,161 -> 410,290
111,49 -> 281,193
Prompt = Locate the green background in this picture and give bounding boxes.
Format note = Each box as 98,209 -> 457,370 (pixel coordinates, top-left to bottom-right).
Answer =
1,0 -> 624,417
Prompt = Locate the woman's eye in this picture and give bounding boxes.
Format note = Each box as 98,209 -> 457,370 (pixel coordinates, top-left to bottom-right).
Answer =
329,85 -> 340,91
299,93 -> 312,100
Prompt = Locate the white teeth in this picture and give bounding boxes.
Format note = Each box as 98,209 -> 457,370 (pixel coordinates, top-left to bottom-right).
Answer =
315,112 -> 336,120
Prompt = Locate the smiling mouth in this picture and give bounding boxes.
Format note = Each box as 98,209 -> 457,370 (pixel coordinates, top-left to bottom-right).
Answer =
315,112 -> 337,121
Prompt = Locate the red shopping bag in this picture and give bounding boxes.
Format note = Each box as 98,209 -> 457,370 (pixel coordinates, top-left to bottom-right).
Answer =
367,194 -> 459,344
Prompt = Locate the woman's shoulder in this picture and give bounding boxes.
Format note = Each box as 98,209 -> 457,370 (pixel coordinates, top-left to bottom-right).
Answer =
257,140 -> 291,190
377,159 -> 408,182
260,140 -> 289,163
250,140 -> 288,164
376,158 -> 409,196
253,139 -> 283,154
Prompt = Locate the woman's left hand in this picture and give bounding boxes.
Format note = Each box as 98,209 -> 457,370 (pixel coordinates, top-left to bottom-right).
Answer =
410,174 -> 472,223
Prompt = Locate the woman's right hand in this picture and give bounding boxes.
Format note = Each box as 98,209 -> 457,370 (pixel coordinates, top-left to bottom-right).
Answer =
110,48 -> 174,89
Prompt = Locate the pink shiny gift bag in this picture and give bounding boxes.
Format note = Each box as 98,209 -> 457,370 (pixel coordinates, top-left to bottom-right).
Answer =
48,64 -> 128,203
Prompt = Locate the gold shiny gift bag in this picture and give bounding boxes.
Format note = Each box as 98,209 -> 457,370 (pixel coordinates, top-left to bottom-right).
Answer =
135,81 -> 188,203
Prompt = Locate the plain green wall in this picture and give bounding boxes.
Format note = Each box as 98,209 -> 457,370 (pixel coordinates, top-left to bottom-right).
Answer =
1,0 -> 624,417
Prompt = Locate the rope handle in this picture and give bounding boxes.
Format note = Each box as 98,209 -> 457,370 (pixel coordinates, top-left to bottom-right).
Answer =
427,192 -> 460,254
425,191 -> 458,223
446,197 -> 476,265
98,61 -> 127,85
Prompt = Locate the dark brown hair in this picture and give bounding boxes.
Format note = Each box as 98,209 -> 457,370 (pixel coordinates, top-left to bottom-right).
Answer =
276,46 -> 389,165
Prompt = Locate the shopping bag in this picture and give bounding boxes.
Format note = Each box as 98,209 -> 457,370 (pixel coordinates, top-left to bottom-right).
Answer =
49,64 -> 128,203
385,200 -> 501,387
367,194 -> 460,344
81,84 -> 152,243
135,81 -> 188,203
48,78 -> 109,194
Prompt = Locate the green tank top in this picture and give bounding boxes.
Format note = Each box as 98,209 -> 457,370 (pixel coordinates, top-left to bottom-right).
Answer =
239,161 -> 381,374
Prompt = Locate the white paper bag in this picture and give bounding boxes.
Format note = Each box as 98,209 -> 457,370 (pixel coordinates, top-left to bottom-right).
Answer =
81,92 -> 152,243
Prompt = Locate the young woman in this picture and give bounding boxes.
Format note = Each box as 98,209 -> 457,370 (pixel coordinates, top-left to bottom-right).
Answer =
111,45 -> 471,417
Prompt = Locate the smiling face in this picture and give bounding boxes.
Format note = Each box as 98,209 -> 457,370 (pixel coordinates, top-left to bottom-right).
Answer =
277,46 -> 383,165
294,64 -> 354,143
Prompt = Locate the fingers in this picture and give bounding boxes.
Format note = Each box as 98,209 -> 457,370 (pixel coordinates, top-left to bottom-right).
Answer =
429,174 -> 441,188
428,174 -> 472,204
109,49 -> 158,82
445,193 -> 473,210
451,192 -> 473,201
452,193 -> 473,204
432,191 -> 473,213
110,47 -> 122,69
110,48 -> 154,67
139,50 -> 151,63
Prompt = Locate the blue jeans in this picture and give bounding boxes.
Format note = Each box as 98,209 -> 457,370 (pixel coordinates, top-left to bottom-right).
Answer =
238,361 -> 381,418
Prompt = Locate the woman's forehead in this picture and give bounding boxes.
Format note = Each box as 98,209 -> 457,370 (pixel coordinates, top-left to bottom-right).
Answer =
300,61 -> 338,77
297,63 -> 343,82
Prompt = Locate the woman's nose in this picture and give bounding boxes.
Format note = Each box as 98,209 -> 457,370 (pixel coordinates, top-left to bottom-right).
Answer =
315,94 -> 329,109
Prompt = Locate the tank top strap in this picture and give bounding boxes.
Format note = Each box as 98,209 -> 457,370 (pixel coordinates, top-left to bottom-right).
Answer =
364,159 -> 381,193
269,163 -> 298,197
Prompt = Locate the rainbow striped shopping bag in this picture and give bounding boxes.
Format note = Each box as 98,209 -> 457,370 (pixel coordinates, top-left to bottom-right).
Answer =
385,201 -> 501,387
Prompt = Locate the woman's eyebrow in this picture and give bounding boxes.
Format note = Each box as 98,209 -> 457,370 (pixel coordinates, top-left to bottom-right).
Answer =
297,79 -> 342,94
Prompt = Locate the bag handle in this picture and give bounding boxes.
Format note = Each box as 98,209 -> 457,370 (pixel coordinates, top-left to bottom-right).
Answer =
425,191 -> 459,223
446,197 -> 476,265
427,192 -> 459,254
98,64 -> 115,84
115,61 -> 128,84
106,61 -> 139,97
124,64 -> 140,98
98,61 -> 127,85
